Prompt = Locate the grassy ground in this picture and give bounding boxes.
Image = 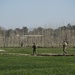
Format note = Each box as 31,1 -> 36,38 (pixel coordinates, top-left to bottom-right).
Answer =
0,47 -> 75,75
0,47 -> 75,54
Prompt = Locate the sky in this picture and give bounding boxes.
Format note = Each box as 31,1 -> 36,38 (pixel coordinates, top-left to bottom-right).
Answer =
0,0 -> 75,29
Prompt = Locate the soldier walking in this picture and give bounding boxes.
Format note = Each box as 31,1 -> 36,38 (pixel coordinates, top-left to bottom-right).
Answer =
32,43 -> 36,55
63,40 -> 68,54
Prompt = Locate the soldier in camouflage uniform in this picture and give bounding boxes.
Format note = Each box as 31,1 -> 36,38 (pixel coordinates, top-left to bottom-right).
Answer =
63,40 -> 68,54
32,43 -> 36,55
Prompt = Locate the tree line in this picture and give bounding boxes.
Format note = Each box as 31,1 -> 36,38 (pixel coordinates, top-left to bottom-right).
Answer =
0,23 -> 75,47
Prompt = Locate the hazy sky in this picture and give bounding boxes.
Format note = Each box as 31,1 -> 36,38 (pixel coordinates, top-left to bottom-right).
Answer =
0,0 -> 75,29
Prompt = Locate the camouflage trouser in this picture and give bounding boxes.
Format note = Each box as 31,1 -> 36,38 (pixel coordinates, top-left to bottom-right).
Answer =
33,49 -> 36,55
63,45 -> 67,53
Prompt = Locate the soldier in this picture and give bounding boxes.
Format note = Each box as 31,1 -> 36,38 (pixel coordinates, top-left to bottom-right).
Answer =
63,40 -> 68,54
21,42 -> 23,47
32,43 -> 36,55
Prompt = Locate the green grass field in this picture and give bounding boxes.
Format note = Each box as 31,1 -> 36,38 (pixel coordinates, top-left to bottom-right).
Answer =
0,47 -> 75,75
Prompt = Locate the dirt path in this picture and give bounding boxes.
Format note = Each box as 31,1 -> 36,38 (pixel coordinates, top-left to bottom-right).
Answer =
0,53 -> 75,56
